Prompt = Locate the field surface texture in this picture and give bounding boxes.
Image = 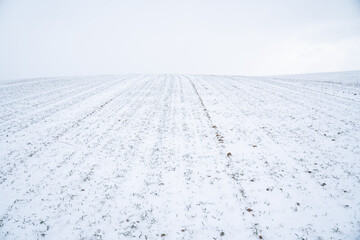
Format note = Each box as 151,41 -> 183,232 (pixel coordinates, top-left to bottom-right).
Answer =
0,72 -> 360,239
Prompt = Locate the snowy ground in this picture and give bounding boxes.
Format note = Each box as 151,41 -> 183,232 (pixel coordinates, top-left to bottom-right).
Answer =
0,72 -> 360,239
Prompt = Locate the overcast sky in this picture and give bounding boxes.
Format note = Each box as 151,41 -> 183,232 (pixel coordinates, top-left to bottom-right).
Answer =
0,0 -> 360,80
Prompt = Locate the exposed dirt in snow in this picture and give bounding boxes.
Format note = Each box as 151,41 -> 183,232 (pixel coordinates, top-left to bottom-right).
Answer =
0,72 -> 359,239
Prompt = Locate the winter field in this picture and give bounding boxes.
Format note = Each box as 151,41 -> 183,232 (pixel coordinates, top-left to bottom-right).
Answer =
0,71 -> 360,239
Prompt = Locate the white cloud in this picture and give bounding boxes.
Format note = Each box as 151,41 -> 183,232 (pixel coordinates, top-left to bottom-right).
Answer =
0,0 -> 359,79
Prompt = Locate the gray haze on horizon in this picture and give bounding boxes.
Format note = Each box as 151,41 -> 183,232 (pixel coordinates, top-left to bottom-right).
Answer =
0,0 -> 360,80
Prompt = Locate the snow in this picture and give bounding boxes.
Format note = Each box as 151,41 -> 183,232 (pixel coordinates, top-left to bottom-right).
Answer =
0,72 -> 360,239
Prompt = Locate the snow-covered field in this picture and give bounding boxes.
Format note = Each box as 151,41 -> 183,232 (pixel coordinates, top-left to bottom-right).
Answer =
0,72 -> 360,239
